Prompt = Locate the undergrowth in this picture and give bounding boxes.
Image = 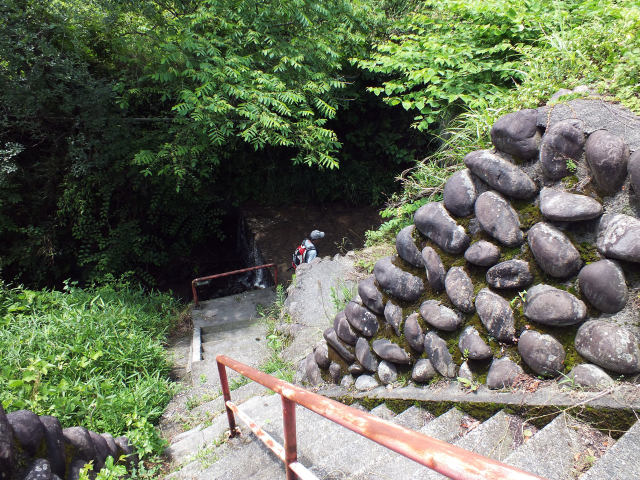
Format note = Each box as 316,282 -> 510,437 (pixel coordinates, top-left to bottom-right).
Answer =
257,285 -> 295,382
0,278 -> 180,457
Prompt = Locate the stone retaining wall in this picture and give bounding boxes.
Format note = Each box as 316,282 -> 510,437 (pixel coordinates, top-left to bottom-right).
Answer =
0,404 -> 136,480
304,98 -> 640,391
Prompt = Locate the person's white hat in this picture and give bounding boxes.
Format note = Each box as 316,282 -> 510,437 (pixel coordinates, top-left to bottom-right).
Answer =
310,230 -> 325,240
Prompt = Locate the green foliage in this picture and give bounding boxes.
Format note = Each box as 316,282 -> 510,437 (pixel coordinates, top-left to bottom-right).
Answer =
355,0 -> 556,130
0,280 -> 180,455
329,281 -> 357,313
138,0 -> 376,177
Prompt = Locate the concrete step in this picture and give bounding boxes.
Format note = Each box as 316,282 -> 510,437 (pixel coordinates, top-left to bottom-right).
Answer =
504,413 -> 614,480
420,410 -> 525,480
369,403 -> 397,421
580,421 -> 639,480
352,408 -> 473,480
392,405 -> 435,430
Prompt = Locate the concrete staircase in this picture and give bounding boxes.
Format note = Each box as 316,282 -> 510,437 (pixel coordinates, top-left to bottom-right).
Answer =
161,285 -> 640,480
164,388 -> 640,479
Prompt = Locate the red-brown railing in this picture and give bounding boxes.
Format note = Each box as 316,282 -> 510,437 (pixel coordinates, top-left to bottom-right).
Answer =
216,354 -> 547,480
191,263 -> 278,307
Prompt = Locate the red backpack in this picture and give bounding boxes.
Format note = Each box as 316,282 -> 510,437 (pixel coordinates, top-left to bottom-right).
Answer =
292,244 -> 307,269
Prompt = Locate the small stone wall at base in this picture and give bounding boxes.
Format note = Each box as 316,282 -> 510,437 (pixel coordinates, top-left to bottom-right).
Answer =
0,404 -> 137,480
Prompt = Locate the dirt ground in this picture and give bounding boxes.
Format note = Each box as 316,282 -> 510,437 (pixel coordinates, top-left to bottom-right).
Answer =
242,202 -> 382,284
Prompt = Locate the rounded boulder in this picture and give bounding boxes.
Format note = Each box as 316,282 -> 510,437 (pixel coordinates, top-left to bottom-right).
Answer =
490,109 -> 541,161
528,222 -> 582,278
374,256 -> 425,303
464,240 -> 501,267
575,320 -> 640,374
585,130 -> 629,193
475,191 -> 523,247
395,225 -> 424,268
464,150 -> 538,199
518,330 -> 566,377
443,168 -> 478,217
414,202 -> 470,254
445,267 -> 474,313
578,260 -> 628,313
523,284 -> 587,326
486,259 -> 533,289
475,288 -> 516,342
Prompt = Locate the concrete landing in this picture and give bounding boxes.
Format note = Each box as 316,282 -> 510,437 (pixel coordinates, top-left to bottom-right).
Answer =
190,288 -> 276,387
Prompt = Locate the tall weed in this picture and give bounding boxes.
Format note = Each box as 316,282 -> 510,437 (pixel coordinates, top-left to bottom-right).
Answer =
0,280 -> 180,455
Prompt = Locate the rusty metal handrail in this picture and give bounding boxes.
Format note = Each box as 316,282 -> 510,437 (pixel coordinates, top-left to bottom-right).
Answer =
216,354 -> 546,480
191,263 -> 278,306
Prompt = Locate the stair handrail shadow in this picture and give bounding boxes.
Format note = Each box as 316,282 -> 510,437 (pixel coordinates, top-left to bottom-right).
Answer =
216,354 -> 547,480
191,263 -> 278,307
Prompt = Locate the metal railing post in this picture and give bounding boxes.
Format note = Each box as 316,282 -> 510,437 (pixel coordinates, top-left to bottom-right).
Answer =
282,397 -> 298,480
217,360 -> 238,437
191,280 -> 199,308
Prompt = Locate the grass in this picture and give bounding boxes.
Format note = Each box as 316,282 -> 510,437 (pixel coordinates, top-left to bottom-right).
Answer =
330,280 -> 357,314
256,285 -> 295,382
0,278 -> 180,456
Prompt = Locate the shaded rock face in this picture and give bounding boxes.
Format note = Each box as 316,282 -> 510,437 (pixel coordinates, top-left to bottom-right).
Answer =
314,345 -> 330,370
404,313 -> 425,353
539,188 -> 602,222
486,357 -> 523,390
443,168 -> 478,217
372,339 -> 411,364
0,405 -> 15,478
414,202 -> 470,254
39,416 -> 65,477
419,300 -> 463,332
575,320 -> 640,374
349,363 -> 364,375
334,311 -> 358,346
528,222 -> 582,278
475,289 -> 515,342
458,361 -> 473,381
444,267 -> 474,313
597,214 -> 640,263
329,362 -> 342,384
396,225 -> 424,268
539,119 -> 585,180
358,276 -> 385,314
523,284 -> 587,326
345,300 -> 379,338
383,301 -> 403,336
374,256 -> 425,303
464,240 -> 500,267
356,337 -> 378,372
412,359 -> 436,383
6,410 -> 44,457
630,150 -> 640,195
578,260 -> 628,313
518,330 -> 566,377
490,109 -> 541,161
424,332 -> 457,378
458,326 -> 492,360
486,260 -> 533,289
62,426 -> 96,462
568,364 -> 614,388
323,327 -> 355,363
464,150 -> 538,199
585,129 -> 629,193
421,246 -> 446,292
474,191 -> 523,246
23,458 -> 52,480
